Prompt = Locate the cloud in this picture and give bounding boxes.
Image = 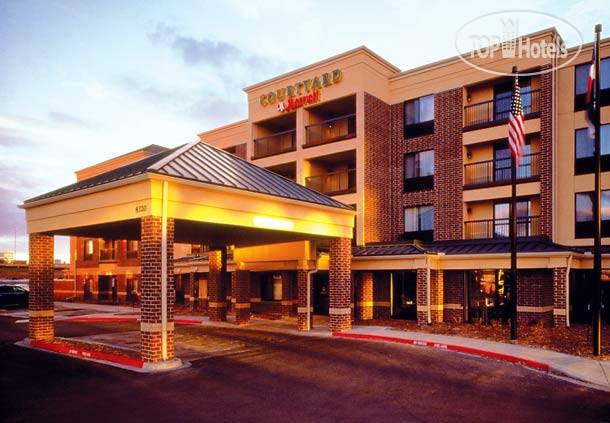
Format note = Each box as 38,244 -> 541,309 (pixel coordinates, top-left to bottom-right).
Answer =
117,76 -> 184,105
0,128 -> 31,147
186,97 -> 245,125
48,112 -> 94,129
147,23 -> 292,78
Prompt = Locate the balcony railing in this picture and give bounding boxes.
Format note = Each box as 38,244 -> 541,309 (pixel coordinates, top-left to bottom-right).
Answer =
252,129 -> 296,159
304,114 -> 356,147
99,248 -> 117,261
305,169 -> 356,196
464,89 -> 540,129
464,152 -> 540,188
464,215 -> 540,240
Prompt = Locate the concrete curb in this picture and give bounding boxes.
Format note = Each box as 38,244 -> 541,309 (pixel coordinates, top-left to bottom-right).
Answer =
332,332 -> 549,371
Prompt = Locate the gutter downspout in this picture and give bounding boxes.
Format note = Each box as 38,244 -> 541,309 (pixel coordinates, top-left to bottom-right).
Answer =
566,254 -> 573,327
426,255 -> 431,325
161,180 -> 169,360
307,268 -> 318,331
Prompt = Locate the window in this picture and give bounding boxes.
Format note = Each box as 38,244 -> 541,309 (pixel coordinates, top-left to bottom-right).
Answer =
403,206 -> 434,241
261,274 -> 282,301
126,240 -> 138,259
494,141 -> 533,181
404,95 -> 434,138
575,58 -> 610,110
574,125 -> 610,174
494,78 -> 531,121
493,200 -> 533,238
404,150 -> 434,191
83,239 -> 94,261
99,239 -> 117,261
575,190 -> 610,238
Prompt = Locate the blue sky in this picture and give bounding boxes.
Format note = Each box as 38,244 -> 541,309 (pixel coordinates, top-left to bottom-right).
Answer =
0,0 -> 607,262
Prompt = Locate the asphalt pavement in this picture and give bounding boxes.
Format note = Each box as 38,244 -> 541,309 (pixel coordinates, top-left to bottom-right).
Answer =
2,316 -> 610,422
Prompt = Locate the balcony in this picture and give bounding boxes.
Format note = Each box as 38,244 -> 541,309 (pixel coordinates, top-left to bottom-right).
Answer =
252,130 -> 296,159
464,89 -> 540,130
464,152 -> 540,188
99,248 -> 117,261
464,215 -> 540,240
305,168 -> 356,196
304,114 -> 356,148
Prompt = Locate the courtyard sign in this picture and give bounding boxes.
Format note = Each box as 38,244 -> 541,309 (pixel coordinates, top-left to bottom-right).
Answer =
259,69 -> 343,113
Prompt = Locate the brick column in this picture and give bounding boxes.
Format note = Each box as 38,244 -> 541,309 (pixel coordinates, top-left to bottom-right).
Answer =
140,216 -> 175,363
416,267 -> 443,325
296,270 -> 312,331
232,270 -> 251,324
517,270 -> 554,326
281,271 -> 295,317
28,233 -> 55,341
189,272 -> 196,310
329,237 -> 352,332
355,272 -> 373,320
553,267 -> 568,327
208,249 -> 227,321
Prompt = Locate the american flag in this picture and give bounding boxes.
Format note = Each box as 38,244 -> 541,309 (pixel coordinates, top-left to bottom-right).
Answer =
508,75 -> 526,166
585,38 -> 598,138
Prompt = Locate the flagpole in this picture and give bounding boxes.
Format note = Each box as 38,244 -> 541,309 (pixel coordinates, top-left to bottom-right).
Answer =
510,65 -> 519,341
592,24 -> 602,356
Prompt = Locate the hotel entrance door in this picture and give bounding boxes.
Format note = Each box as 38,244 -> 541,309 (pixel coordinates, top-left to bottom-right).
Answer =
391,271 -> 417,320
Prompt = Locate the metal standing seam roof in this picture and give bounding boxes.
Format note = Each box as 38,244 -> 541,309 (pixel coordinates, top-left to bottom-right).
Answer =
25,141 -> 354,211
352,238 -> 580,257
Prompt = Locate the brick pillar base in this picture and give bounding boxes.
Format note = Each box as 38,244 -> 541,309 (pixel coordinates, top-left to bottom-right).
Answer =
553,267 -> 568,327
296,270 -> 312,330
356,272 -> 373,320
232,270 -> 251,324
29,233 -> 55,341
208,249 -> 227,321
140,216 -> 175,363
329,238 -> 352,332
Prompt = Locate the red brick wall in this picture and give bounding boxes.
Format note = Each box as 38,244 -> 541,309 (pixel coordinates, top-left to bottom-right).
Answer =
363,93 -> 392,243
539,63 -> 553,238
296,269 -> 311,330
552,267 -> 567,327
29,233 -> 55,341
328,237 -> 352,332
232,269 -> 251,324
355,271 -> 373,320
208,249 -> 227,321
388,88 -> 464,241
443,270 -> 465,323
416,268 -> 443,324
372,272 -> 391,319
517,269 -> 553,326
140,216 -> 175,362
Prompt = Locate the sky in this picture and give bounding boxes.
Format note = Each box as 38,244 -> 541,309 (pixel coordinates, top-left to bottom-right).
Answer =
0,0 -> 608,262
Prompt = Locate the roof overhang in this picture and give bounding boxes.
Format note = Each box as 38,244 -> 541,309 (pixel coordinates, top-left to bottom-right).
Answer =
21,173 -> 355,244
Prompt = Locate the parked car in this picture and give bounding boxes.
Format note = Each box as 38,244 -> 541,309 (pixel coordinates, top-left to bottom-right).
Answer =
0,285 -> 29,308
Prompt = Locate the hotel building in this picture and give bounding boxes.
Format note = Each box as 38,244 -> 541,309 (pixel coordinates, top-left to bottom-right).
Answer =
59,28 -> 609,329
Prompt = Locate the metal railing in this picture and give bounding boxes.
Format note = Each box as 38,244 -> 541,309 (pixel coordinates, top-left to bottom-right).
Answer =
464,215 -> 540,240
252,129 -> 296,159
305,114 -> 356,147
99,248 -> 117,261
464,89 -> 540,129
464,152 -> 540,187
305,168 -> 356,196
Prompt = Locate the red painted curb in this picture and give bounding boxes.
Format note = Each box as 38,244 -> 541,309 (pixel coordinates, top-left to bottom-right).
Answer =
332,332 -> 550,372
30,340 -> 144,368
63,316 -> 203,325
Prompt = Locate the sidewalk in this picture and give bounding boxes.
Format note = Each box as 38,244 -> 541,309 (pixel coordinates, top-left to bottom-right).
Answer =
337,325 -> 610,391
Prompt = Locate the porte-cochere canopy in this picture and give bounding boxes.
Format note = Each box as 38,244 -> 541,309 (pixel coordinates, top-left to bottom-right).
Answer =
21,141 -> 355,368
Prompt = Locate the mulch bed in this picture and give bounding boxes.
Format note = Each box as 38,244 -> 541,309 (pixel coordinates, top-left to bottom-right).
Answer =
357,319 -> 610,359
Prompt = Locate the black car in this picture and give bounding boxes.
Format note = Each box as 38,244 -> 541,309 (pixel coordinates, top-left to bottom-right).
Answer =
0,285 -> 29,308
